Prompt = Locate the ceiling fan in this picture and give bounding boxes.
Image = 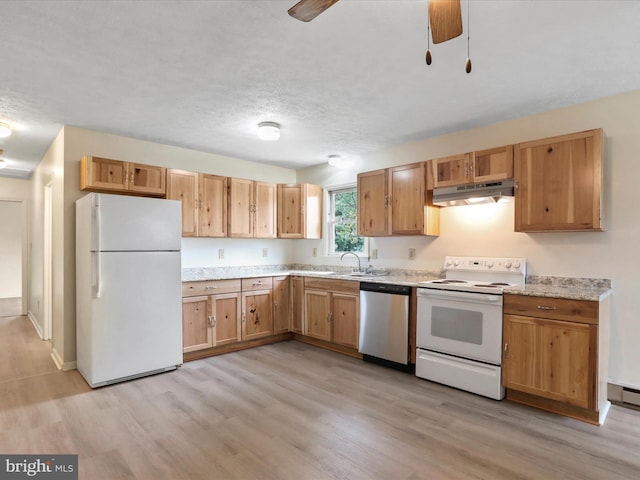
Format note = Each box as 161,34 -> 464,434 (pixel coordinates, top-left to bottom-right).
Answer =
288,0 -> 463,44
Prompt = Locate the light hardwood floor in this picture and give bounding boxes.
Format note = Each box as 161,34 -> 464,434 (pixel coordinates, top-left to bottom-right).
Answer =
2,314 -> 640,479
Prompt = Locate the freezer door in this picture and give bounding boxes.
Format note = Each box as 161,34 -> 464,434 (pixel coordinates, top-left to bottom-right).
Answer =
91,193 -> 181,252
77,251 -> 182,387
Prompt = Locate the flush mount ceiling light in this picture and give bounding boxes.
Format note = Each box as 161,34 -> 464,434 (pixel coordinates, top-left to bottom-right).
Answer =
328,154 -> 342,166
0,150 -> 6,169
0,123 -> 12,138
257,122 -> 281,141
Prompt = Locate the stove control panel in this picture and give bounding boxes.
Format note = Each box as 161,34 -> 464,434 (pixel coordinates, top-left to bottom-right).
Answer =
444,256 -> 526,274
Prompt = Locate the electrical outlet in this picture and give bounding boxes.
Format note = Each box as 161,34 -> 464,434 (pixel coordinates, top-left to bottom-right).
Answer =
218,248 -> 224,259
408,248 -> 416,260
262,247 -> 268,257
371,248 -> 378,259
312,247 -> 317,257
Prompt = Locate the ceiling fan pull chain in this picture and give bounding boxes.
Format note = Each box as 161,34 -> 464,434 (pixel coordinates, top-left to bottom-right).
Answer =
465,0 -> 472,73
426,4 -> 432,65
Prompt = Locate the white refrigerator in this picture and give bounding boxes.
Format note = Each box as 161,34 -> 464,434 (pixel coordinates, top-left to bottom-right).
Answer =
76,193 -> 183,388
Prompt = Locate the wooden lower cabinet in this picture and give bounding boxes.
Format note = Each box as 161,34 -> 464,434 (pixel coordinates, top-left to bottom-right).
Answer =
304,290 -> 332,341
303,278 -> 360,350
211,293 -> 242,346
273,276 -> 291,334
503,294 -> 610,425
182,296 -> 211,353
242,287 -> 274,341
291,276 -> 305,334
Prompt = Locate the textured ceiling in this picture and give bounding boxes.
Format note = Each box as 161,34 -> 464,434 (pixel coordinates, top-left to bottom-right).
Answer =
1,0 -> 640,178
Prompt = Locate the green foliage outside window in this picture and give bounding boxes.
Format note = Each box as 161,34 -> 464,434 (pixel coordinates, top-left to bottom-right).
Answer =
332,190 -> 364,253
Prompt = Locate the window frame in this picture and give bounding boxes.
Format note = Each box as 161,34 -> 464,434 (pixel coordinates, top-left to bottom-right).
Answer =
325,183 -> 368,258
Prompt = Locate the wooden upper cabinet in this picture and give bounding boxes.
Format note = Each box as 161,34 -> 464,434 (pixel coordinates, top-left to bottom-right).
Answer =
167,169 -> 198,237
433,153 -> 471,188
199,174 -> 227,238
432,146 -> 513,188
472,145 -> 514,183
514,129 -> 603,232
357,169 -> 390,236
254,181 -> 277,238
389,162 -> 439,236
277,183 -> 323,239
358,163 -> 439,237
228,178 -> 277,238
81,156 -> 166,197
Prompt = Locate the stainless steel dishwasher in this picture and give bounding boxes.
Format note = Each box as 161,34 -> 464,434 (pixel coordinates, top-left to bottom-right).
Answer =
359,282 -> 411,371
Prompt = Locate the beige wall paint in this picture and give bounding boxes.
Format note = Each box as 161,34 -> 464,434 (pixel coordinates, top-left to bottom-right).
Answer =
295,89 -> 640,389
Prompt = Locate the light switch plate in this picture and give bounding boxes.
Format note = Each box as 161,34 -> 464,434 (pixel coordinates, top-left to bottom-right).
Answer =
371,249 -> 378,259
312,247 -> 317,257
262,247 -> 268,257
409,248 -> 415,260
218,248 -> 224,259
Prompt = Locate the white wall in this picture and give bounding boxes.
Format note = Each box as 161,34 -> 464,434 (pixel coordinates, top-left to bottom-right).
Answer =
0,201 -> 23,298
296,89 -> 640,390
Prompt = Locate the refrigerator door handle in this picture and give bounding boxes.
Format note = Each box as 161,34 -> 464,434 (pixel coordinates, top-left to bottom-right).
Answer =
93,197 -> 102,298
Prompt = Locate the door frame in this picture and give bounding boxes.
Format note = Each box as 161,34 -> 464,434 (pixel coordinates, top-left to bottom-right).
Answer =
43,181 -> 53,340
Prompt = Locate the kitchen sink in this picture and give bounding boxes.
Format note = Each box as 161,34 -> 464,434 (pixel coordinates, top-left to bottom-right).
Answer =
288,270 -> 334,275
347,271 -> 389,277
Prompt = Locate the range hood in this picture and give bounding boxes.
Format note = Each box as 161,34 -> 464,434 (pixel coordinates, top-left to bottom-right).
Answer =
432,179 -> 515,207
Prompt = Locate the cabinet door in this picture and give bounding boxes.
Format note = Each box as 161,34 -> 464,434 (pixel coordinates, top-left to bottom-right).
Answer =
242,290 -> 274,340
331,293 -> 359,349
390,162 -> 425,235
81,156 -> 127,192
357,169 -> 389,236
127,163 -> 166,196
278,184 -> 304,238
228,177 -> 254,238
472,145 -> 513,183
304,290 -> 331,341
433,153 -> 471,187
291,276 -> 305,334
182,296 -> 212,353
273,276 -> 291,334
503,314 -> 594,409
167,169 -> 198,237
254,181 -> 277,238
514,129 -> 603,232
199,174 -> 227,237
212,292 -> 241,346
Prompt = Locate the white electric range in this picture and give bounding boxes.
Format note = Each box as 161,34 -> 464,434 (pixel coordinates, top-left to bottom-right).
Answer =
415,256 -> 526,400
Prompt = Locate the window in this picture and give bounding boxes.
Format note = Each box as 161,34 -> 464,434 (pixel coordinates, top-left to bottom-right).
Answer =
327,186 -> 367,255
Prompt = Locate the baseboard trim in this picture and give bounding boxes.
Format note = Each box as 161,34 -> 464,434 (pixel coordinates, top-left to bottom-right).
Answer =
50,348 -> 77,371
608,382 -> 640,409
27,310 -> 44,339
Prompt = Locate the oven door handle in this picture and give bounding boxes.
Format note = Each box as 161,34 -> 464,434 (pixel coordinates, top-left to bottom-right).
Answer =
418,288 -> 502,304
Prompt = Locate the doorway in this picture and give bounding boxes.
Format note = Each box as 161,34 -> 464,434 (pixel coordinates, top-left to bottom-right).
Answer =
0,199 -> 23,317
43,182 -> 53,340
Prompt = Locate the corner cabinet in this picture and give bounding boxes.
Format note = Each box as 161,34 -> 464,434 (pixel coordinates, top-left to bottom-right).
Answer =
273,276 -> 291,334
277,183 -> 323,239
228,178 -> 277,238
81,156 -> 166,197
514,129 -> 603,232
502,293 -> 610,425
357,162 -> 439,237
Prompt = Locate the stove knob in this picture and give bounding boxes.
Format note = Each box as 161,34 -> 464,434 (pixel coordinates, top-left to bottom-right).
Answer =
505,260 -> 513,269
514,261 -> 521,269
445,259 -> 452,267
453,259 -> 460,267
487,261 -> 494,268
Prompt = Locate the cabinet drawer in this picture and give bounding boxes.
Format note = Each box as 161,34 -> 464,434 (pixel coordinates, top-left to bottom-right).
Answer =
182,279 -> 241,297
304,277 -> 359,295
503,294 -> 598,325
242,277 -> 273,291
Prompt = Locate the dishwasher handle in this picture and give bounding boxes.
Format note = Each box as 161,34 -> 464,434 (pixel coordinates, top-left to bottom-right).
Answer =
359,282 -> 411,295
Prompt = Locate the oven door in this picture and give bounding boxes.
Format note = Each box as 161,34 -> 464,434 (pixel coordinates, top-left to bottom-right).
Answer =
416,288 -> 503,365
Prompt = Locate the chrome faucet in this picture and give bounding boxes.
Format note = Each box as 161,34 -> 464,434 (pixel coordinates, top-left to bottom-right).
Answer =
340,251 -> 362,273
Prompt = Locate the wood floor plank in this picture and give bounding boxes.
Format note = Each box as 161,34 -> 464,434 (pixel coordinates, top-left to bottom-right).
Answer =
1,317 -> 640,479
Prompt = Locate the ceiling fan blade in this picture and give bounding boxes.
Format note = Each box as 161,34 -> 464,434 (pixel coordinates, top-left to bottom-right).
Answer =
288,0 -> 340,22
429,0 -> 463,44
